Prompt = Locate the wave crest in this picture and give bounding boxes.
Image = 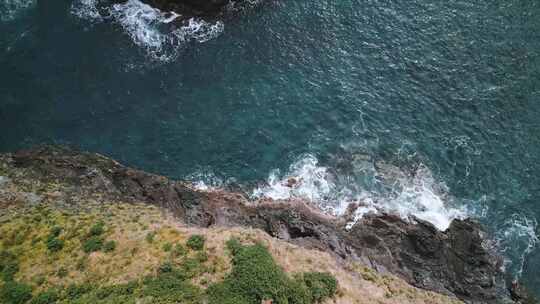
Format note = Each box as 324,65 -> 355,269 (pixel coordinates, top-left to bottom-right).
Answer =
252,154 -> 466,231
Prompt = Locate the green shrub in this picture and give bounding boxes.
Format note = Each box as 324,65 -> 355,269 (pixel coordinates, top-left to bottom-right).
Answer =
30,289 -> 59,304
207,241 -> 338,304
158,262 -> 174,274
88,222 -> 105,237
186,235 -> 205,251
162,242 -> 172,252
46,238 -> 64,253
145,232 -> 156,243
65,283 -> 93,300
196,251 -> 208,263
82,236 -> 104,253
141,270 -> 202,303
179,257 -> 204,279
0,251 -> 19,281
172,244 -> 187,257
300,272 -> 338,303
49,227 -> 62,238
45,226 -> 65,253
103,241 -> 117,253
207,242 -> 291,304
0,281 -> 32,304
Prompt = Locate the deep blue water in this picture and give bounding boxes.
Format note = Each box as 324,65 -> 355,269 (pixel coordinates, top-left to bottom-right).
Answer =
1,0 -> 540,296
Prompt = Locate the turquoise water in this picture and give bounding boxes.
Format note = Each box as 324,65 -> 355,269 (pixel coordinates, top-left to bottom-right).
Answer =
1,0 -> 540,296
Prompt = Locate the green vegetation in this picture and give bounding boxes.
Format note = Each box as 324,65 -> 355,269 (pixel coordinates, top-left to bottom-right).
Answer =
162,242 -> 172,252
206,239 -> 337,304
29,289 -> 59,304
45,227 -> 64,252
80,221 -> 111,253
0,281 -> 33,304
186,235 -> 205,251
145,231 -> 156,243
103,241 -> 116,253
172,243 -> 187,257
0,251 -> 19,281
0,203 -> 337,304
82,236 -> 104,253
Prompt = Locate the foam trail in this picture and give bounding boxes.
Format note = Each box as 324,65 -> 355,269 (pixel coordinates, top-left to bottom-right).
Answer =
70,0 -> 102,22
0,0 -> 35,22
253,154 -> 466,231
496,214 -> 538,278
70,0 -> 224,62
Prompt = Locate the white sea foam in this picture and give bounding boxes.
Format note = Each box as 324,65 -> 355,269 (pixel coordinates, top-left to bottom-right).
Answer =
496,214 -> 538,278
253,154 -> 466,231
70,0 -> 102,22
0,0 -> 35,22
70,0 -> 224,62
185,170 -> 225,191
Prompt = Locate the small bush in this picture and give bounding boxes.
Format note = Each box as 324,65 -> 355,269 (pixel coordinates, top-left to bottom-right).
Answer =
65,283 -> 93,300
0,251 -> 19,282
0,281 -> 32,304
46,238 -> 64,253
162,242 -> 172,252
172,243 -> 187,257
158,262 -> 174,274
186,235 -> 205,251
196,251 -> 208,263
30,288 -> 59,304
82,236 -> 104,253
145,232 -> 156,243
300,272 -> 338,303
103,241 -> 117,253
88,222 -> 105,237
49,227 -> 62,238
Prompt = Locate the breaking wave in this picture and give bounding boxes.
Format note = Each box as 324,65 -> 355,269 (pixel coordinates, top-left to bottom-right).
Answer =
252,154 -> 466,231
70,0 -> 224,61
185,170 -> 225,191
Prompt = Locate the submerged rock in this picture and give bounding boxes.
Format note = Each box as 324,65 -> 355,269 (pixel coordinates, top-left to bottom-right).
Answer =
1,146 -> 515,303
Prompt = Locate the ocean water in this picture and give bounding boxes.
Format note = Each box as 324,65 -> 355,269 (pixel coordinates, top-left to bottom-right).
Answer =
1,0 -> 539,296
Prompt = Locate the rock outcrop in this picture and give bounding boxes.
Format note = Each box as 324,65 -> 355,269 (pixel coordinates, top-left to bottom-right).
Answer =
135,0 -> 254,18
1,146 -> 513,303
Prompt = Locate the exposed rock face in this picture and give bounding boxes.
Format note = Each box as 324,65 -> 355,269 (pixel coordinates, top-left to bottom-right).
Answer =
2,146 -> 512,303
137,0 -> 248,17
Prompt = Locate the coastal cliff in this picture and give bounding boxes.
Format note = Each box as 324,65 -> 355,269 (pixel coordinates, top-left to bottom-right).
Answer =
0,146 -> 518,303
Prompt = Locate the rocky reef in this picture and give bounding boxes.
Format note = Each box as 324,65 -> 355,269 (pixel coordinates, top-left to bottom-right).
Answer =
136,0 -> 255,18
0,146 -> 519,303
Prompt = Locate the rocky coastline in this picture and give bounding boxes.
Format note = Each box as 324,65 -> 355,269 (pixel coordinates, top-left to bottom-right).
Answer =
0,146 -> 532,303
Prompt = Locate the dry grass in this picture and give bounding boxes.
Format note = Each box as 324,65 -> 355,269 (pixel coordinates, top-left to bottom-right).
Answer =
0,169 -> 462,304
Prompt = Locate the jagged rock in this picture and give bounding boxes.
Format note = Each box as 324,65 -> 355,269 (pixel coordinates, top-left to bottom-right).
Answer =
136,0 -> 252,17
2,146 -> 514,303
